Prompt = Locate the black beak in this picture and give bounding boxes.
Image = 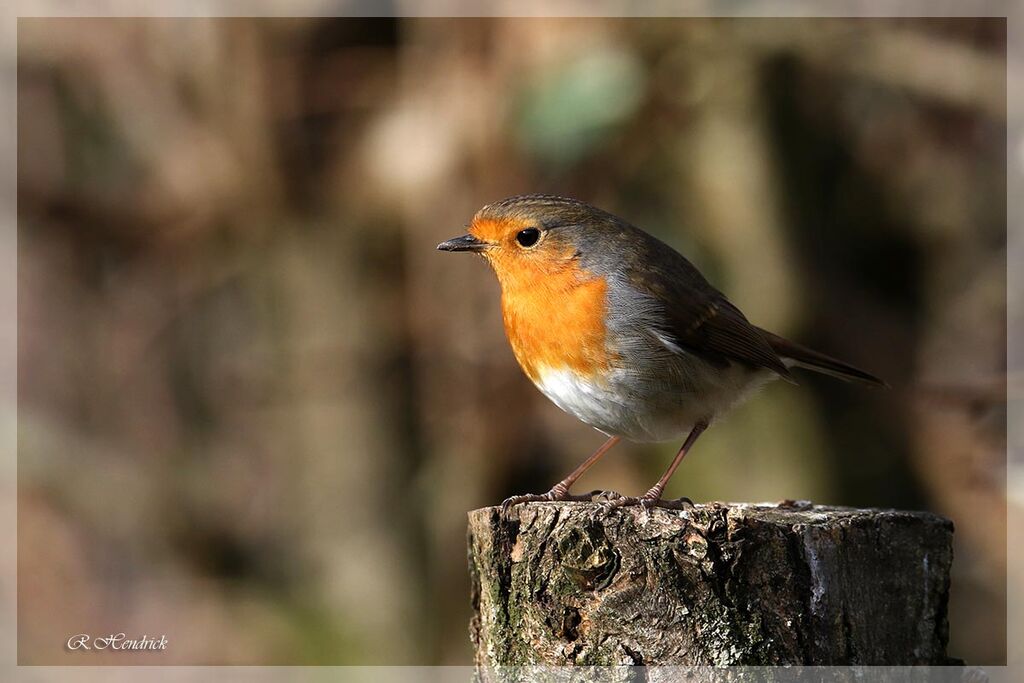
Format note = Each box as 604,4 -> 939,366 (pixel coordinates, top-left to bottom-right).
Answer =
437,234 -> 487,253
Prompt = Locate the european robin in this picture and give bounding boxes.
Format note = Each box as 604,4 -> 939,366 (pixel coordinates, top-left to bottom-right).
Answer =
438,194 -> 885,510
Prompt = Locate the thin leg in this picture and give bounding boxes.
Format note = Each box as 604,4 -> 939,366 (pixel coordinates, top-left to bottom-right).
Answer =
609,420 -> 709,510
501,435 -> 621,512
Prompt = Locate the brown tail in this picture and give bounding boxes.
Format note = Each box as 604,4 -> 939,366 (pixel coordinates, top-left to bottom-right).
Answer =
756,327 -> 888,388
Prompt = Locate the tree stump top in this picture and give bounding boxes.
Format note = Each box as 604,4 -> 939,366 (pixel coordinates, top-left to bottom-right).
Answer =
468,501 -> 954,666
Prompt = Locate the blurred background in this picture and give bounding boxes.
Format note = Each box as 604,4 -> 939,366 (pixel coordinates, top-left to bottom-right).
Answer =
16,17 -> 1006,665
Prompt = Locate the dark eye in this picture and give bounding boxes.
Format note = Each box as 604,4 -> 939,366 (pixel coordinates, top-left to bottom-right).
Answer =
515,228 -> 541,248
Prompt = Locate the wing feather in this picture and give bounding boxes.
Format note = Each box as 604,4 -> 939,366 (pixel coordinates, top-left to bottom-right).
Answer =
617,233 -> 794,381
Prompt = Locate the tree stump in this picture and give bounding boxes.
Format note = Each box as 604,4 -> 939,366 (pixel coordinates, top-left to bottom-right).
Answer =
468,501 -> 954,666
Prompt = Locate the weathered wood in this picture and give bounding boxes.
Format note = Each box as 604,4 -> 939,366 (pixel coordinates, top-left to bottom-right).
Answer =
468,501 -> 954,667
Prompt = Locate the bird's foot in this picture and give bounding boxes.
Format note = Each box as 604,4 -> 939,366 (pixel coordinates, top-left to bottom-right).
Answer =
604,489 -> 694,512
500,485 -> 597,514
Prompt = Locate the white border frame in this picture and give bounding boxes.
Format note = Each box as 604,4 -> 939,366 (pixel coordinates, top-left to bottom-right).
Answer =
1,2 -> 1016,680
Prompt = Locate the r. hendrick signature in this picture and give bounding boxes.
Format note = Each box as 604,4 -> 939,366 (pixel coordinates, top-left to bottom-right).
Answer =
66,633 -> 168,651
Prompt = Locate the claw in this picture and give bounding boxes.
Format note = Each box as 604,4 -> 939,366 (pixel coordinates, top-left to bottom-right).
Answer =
605,495 -> 642,510
500,491 -> 552,514
603,493 -> 695,512
591,489 -> 625,503
500,487 -> 595,514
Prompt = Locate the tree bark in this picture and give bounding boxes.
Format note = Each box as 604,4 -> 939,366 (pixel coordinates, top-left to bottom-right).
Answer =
468,501 -> 954,666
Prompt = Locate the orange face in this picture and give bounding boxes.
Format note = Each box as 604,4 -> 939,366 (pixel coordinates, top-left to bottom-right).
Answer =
463,214 -> 614,383
466,214 -> 577,291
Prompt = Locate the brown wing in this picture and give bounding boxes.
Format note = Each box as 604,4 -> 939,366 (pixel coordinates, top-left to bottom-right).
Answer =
756,326 -> 887,387
621,235 -> 795,382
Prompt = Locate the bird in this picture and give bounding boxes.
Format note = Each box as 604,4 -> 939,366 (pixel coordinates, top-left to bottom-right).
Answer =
437,194 -> 886,511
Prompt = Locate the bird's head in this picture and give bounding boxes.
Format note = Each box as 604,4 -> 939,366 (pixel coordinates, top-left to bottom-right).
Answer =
437,194 -> 620,291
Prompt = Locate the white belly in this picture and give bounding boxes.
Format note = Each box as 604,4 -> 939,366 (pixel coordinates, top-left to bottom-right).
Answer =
534,368 -> 631,437
533,361 -> 774,443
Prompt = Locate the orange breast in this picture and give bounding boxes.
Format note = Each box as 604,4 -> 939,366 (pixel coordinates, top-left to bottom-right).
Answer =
499,262 -> 613,383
